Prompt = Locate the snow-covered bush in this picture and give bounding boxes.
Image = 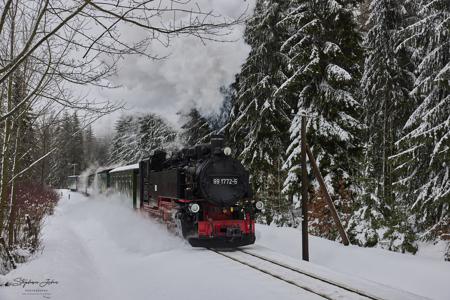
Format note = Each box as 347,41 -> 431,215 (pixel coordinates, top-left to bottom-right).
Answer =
0,182 -> 59,274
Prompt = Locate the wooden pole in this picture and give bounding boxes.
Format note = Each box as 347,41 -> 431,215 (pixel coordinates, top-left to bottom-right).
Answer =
301,116 -> 309,261
305,144 -> 350,245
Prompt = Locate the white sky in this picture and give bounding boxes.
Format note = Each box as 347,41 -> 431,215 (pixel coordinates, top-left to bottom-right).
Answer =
89,0 -> 256,136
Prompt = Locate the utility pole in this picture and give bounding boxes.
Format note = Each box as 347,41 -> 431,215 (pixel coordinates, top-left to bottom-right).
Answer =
301,116 -> 309,261
296,113 -> 350,261
306,145 -> 350,245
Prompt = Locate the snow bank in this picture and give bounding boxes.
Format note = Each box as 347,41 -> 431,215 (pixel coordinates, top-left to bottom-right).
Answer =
255,224 -> 450,300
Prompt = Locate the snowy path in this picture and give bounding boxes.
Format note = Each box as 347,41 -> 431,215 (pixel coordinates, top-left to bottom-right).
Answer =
0,191 -> 321,300
0,190 -> 448,300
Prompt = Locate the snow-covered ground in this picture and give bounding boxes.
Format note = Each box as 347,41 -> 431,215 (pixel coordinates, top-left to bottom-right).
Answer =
0,190 -> 449,300
256,226 -> 450,300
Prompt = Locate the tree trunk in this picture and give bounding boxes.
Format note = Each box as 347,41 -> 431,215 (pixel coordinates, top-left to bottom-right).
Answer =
8,117 -> 22,246
0,6 -> 15,236
0,98 -> 13,236
382,87 -> 393,210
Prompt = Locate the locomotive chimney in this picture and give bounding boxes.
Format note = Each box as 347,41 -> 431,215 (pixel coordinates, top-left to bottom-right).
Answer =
211,135 -> 224,155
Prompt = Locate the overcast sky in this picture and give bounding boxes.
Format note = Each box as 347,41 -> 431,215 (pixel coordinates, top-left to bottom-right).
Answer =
90,0 -> 256,136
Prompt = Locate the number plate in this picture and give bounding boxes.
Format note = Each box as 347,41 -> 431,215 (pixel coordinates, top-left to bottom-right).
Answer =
226,227 -> 242,237
212,178 -> 238,185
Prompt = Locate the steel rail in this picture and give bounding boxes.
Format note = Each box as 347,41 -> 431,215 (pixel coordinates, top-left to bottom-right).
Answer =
211,249 -> 381,300
212,249 -> 334,300
239,249 -> 382,300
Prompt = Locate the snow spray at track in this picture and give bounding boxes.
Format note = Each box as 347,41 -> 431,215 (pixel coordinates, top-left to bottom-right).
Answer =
56,190 -> 187,255
0,190 -> 188,300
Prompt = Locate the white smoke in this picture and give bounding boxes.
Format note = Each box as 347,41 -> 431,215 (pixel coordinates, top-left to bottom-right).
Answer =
91,0 -> 256,136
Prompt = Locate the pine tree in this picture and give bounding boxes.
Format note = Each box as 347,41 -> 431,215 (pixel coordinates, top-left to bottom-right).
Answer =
109,114 -> 176,164
393,0 -> 449,243
279,0 -> 364,234
109,115 -> 140,164
179,108 -> 212,147
228,0 -> 291,225
48,112 -> 85,187
225,75 -> 245,154
208,85 -> 235,134
94,135 -> 111,166
84,125 -> 96,166
48,114 -> 71,187
69,113 -> 85,172
349,0 -> 418,250
36,112 -> 59,186
139,113 -> 177,157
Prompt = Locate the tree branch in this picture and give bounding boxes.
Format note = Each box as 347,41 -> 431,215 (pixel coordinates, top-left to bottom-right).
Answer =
0,1 -> 91,86
0,0 -> 13,37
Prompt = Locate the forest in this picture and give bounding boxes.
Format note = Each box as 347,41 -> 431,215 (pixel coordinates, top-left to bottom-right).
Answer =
105,0 -> 449,258
226,0 -> 449,255
0,0 -> 448,274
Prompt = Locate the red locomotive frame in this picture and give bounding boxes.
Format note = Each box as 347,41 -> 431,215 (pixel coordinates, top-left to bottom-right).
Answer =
140,195 -> 256,248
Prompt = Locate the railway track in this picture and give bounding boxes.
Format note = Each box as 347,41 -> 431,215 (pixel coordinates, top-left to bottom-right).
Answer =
211,249 -> 402,300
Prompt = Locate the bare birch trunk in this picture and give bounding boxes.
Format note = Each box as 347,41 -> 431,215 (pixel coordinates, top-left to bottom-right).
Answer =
0,80 -> 13,236
7,118 -> 22,246
0,4 -> 15,236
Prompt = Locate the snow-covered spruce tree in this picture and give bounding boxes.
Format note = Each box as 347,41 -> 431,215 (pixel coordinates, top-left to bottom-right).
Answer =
93,136 -> 112,166
109,115 -> 139,164
228,0 -> 292,225
393,0 -> 449,250
353,0 -> 417,252
69,113 -> 85,171
279,0 -> 364,238
225,75 -> 246,155
47,124 -> 63,187
138,114 -> 177,158
83,126 -> 96,166
109,114 -> 176,165
208,85 -> 236,135
179,108 -> 212,147
49,112 -> 85,187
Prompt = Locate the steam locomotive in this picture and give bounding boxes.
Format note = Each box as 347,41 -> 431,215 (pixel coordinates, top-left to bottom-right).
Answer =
74,136 -> 262,248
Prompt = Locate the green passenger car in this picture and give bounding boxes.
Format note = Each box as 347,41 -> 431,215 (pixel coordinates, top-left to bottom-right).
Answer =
67,175 -> 78,191
109,164 -> 140,208
95,168 -> 112,192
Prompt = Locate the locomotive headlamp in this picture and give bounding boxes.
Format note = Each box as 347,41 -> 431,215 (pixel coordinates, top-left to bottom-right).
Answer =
255,201 -> 264,210
223,147 -> 232,156
189,203 -> 200,213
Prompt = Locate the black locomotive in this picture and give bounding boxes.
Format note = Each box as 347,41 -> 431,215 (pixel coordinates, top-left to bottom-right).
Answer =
139,135 -> 260,247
